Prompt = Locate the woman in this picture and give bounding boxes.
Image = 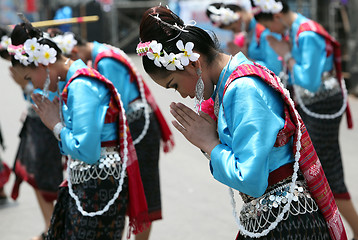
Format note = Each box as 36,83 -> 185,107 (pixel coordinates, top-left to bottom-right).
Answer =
0,28 -> 11,204
2,26 -> 62,240
206,3 -> 282,75
251,0 -> 358,239
137,5 -> 347,239
9,22 -> 149,239
51,31 -> 174,240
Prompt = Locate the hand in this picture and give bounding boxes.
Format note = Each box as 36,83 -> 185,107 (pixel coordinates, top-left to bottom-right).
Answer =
31,93 -> 61,130
9,66 -> 28,89
170,102 -> 220,154
266,35 -> 291,57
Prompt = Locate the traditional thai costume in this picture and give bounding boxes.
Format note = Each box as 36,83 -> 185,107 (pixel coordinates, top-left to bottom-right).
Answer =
91,41 -> 174,221
208,53 -> 346,239
11,85 -> 63,203
46,60 -> 149,239
244,18 -> 282,75
287,13 -> 353,200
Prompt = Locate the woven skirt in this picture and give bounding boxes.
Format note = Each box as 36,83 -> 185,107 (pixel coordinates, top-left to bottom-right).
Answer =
46,176 -> 129,240
12,115 -> 63,202
128,105 -> 162,221
297,90 -> 349,198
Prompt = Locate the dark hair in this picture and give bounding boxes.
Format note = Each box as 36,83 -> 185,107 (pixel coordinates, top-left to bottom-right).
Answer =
251,0 -> 289,21
206,3 -> 243,28
10,23 -> 62,67
0,27 -> 10,59
139,6 -> 220,76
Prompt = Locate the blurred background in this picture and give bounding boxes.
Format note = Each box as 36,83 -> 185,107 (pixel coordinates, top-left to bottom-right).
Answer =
1,0 -> 358,95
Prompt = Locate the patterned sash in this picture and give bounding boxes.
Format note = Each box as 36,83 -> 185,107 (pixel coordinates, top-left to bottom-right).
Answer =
222,63 -> 347,240
94,48 -> 175,152
62,67 -> 150,235
296,20 -> 353,129
255,23 -> 266,47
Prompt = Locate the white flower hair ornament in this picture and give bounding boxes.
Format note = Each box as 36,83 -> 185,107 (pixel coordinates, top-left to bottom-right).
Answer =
136,40 -> 200,71
252,0 -> 283,15
0,35 -> 11,50
207,6 -> 240,26
7,37 -> 57,66
51,33 -> 78,55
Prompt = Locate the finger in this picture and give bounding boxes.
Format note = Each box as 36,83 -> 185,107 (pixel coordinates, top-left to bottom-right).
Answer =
53,97 -> 59,105
173,102 -> 198,121
199,111 -> 216,123
170,106 -> 191,128
31,94 -> 43,110
171,120 -> 188,136
31,104 -> 40,114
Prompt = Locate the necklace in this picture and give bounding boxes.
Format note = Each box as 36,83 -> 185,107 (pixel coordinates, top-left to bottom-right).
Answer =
214,55 -> 232,117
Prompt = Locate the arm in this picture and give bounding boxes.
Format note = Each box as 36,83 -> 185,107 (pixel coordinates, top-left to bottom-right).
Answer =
210,77 -> 284,197
97,58 -> 134,109
59,78 -> 110,164
291,31 -> 327,92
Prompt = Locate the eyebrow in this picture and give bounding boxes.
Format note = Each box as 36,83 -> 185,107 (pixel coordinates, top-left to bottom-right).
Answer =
165,78 -> 174,89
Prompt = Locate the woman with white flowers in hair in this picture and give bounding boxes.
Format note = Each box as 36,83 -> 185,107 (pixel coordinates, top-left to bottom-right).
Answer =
252,0 -> 358,239
206,3 -> 282,75
9,22 -> 150,239
138,5 -> 347,240
1,26 -> 62,240
50,30 -> 174,240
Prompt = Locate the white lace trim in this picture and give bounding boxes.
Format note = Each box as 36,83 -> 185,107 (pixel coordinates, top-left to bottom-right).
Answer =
103,44 -> 150,145
293,74 -> 347,119
67,89 -> 129,217
233,181 -> 318,235
230,75 -> 303,238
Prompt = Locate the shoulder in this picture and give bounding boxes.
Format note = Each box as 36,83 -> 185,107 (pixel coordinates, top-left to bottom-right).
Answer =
68,75 -> 109,97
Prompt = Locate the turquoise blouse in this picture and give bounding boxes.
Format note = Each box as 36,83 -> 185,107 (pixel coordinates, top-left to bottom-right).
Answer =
58,59 -> 118,164
247,18 -> 283,76
91,41 -> 139,111
210,53 -> 294,198
289,13 -> 334,93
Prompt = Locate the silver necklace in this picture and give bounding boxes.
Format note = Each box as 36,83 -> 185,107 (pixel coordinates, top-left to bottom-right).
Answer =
214,55 -> 232,117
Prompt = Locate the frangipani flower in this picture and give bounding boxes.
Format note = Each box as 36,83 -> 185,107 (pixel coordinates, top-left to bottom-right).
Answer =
253,0 -> 283,14
39,44 -> 57,65
28,50 -> 41,66
176,40 -> 200,66
147,40 -> 163,67
0,36 -> 11,49
161,51 -> 183,71
14,52 -> 29,66
24,37 -> 40,56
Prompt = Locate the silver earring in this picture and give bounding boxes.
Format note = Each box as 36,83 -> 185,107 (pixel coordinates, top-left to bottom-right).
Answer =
195,68 -> 204,112
42,68 -> 51,101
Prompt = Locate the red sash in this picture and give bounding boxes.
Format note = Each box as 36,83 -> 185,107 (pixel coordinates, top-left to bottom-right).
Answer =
255,23 -> 266,47
62,67 -> 150,235
222,63 -> 347,240
93,48 -> 175,152
296,20 -> 353,129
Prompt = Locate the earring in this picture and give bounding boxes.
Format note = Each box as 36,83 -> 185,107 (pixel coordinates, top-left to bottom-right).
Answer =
195,68 -> 204,112
42,68 -> 51,101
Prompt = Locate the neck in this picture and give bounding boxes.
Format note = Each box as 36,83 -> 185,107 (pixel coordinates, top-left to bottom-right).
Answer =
209,53 -> 232,86
54,56 -> 73,82
281,11 -> 297,28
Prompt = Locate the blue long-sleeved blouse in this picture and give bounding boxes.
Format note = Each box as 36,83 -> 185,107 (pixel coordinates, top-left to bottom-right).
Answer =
289,13 -> 334,93
247,18 -> 282,76
92,41 -> 139,111
210,53 -> 295,198
58,59 -> 118,164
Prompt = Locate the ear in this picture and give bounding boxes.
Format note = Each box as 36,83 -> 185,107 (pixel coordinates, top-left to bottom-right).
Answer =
189,59 -> 202,74
71,46 -> 79,54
